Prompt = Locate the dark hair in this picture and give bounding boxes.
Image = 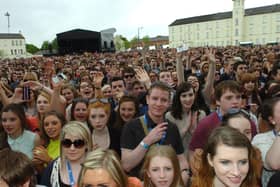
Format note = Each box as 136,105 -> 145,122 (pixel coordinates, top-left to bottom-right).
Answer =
122,66 -> 135,76
41,110 -> 66,145
260,97 -> 280,126
171,82 -> 197,119
131,80 -> 144,89
147,81 -> 171,98
233,60 -> 247,71
114,95 -> 139,129
70,98 -> 89,121
0,148 -> 36,187
1,103 -> 29,130
214,80 -> 241,101
193,126 -> 257,187
110,76 -> 126,87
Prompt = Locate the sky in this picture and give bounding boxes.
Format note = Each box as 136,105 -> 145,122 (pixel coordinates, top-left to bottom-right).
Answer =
0,0 -> 279,47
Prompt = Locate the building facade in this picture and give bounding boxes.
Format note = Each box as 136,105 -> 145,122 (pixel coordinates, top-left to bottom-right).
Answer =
169,0 -> 280,48
0,33 -> 26,58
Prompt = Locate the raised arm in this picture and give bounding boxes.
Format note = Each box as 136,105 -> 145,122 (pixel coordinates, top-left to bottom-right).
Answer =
0,82 -> 11,107
202,48 -> 216,107
49,80 -> 66,115
176,52 -> 185,84
93,72 -> 104,98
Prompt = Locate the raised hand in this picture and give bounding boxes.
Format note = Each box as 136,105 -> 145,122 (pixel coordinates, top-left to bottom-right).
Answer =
93,71 -> 104,86
205,48 -> 216,63
135,68 -> 151,89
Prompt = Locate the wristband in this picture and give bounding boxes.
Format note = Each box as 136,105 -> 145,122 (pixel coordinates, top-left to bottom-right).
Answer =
140,141 -> 149,150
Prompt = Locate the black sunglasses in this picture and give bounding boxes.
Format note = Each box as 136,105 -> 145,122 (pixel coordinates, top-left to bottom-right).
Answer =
124,74 -> 134,79
61,139 -> 85,148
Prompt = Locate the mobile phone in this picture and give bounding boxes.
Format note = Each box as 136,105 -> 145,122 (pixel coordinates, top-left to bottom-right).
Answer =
52,76 -> 60,84
22,86 -> 30,100
177,44 -> 188,53
52,73 -> 67,83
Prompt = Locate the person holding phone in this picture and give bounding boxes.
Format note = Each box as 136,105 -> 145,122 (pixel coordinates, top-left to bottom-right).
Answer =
121,82 -> 190,185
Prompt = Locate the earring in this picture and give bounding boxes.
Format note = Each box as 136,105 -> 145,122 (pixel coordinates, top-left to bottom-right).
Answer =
272,121 -> 276,125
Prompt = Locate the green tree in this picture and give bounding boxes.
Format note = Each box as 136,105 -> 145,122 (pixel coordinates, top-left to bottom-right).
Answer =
26,44 -> 40,54
142,35 -> 150,48
130,36 -> 138,49
51,38 -> 58,50
41,40 -> 50,50
120,36 -> 131,49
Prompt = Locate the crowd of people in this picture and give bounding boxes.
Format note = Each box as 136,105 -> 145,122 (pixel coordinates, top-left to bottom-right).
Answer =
0,44 -> 280,187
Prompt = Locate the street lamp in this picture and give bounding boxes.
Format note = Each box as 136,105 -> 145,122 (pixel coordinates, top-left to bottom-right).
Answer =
137,27 -> 143,49
4,12 -> 10,33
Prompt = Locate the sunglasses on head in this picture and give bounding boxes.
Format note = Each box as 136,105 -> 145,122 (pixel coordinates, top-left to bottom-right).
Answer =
89,98 -> 109,104
61,139 -> 85,148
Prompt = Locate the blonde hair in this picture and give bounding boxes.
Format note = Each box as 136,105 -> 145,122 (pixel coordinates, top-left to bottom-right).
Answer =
23,72 -> 38,81
142,145 -> 183,187
78,149 -> 128,187
60,121 -> 92,170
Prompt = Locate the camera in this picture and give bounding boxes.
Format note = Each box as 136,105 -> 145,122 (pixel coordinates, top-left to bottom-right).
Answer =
52,73 -> 67,83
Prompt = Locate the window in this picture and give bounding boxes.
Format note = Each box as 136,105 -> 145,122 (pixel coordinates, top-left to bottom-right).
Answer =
277,14 -> 280,22
277,25 -> 280,33
11,40 -> 14,46
235,40 -> 239,45
262,26 -> 267,34
235,29 -> 239,36
262,38 -> 266,44
20,49 -> 23,54
19,40 -> 22,46
206,32 -> 209,39
216,22 -> 219,29
11,49 -> 13,55
263,16 -> 267,24
15,40 -> 18,46
14,49 -> 17,55
235,18 -> 239,26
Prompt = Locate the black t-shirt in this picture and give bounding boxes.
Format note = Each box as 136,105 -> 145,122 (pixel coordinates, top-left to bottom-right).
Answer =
120,113 -> 184,177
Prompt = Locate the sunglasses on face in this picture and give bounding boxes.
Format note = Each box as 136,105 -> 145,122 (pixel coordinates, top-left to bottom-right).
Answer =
124,74 -> 134,79
61,139 -> 85,148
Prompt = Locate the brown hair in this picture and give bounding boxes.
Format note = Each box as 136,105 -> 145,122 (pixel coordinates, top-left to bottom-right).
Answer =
192,126 -> 258,187
214,80 -> 241,101
0,148 -> 36,187
142,145 -> 184,187
240,73 -> 257,85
